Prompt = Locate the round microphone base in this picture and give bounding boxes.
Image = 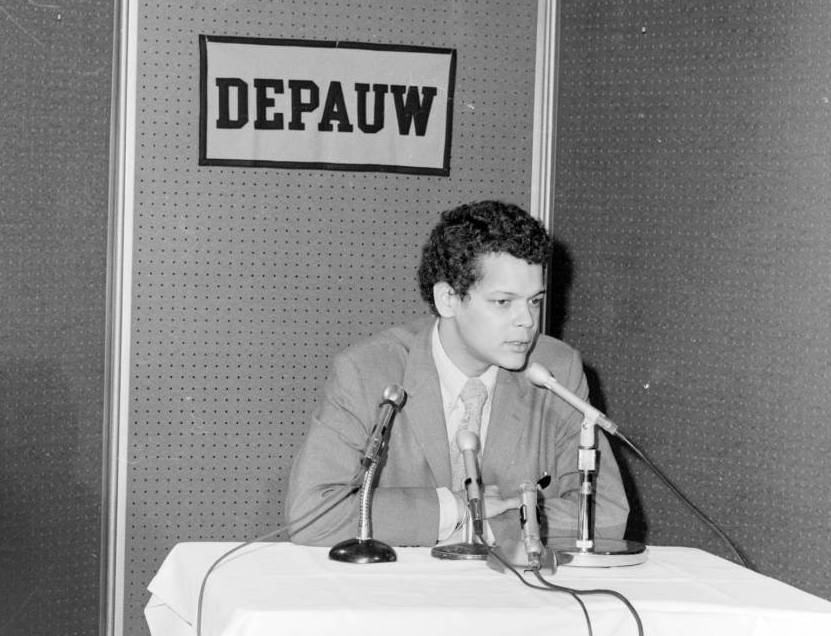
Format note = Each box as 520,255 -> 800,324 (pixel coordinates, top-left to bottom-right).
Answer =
431,541 -> 490,560
549,538 -> 647,567
328,538 -> 397,564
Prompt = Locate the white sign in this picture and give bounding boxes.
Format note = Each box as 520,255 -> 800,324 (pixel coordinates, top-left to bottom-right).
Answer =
199,36 -> 456,175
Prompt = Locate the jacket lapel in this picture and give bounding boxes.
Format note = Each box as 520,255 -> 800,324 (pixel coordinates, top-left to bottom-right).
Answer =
401,323 -> 451,486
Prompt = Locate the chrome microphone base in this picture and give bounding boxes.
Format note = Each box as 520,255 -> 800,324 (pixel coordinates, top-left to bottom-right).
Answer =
431,540 -> 490,560
549,538 -> 647,567
329,538 -> 397,564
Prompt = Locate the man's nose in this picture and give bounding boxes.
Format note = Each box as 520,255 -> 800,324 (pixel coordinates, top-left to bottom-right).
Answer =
514,303 -> 534,327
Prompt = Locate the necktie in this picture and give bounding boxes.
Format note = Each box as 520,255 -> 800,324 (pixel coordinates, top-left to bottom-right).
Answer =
451,378 -> 488,490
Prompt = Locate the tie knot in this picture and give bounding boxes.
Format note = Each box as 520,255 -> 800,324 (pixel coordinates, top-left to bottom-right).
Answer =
459,377 -> 488,425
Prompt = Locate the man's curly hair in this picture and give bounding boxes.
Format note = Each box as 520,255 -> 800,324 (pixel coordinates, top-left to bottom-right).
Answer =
417,201 -> 552,315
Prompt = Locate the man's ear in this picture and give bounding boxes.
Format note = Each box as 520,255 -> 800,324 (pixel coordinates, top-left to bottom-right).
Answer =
432,281 -> 458,318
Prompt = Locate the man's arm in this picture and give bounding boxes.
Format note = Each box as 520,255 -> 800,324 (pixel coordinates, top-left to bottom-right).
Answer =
285,349 -> 442,546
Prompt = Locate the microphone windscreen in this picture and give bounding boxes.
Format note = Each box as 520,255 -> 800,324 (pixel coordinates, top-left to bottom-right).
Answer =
524,362 -> 552,387
381,384 -> 407,408
455,428 -> 480,453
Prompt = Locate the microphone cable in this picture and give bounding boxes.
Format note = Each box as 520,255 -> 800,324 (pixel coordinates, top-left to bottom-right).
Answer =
195,390 -> 404,635
485,545 -> 592,635
485,544 -> 644,636
615,430 -> 753,570
195,482 -> 641,636
195,472 -> 363,636
531,568 -> 643,636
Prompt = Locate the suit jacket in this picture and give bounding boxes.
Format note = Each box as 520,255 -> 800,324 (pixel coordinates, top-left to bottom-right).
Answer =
286,317 -> 629,547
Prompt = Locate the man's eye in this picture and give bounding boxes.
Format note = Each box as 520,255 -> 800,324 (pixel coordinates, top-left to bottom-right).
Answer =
530,297 -> 544,306
493,298 -> 511,306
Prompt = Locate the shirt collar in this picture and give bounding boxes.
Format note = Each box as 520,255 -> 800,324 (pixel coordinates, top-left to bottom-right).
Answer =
430,320 -> 498,409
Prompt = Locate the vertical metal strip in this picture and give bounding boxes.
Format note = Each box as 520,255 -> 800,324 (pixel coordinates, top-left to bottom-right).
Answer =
530,0 -> 560,227
530,0 -> 560,333
102,0 -> 138,634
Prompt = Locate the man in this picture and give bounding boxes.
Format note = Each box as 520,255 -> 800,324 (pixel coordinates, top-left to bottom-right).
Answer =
286,200 -> 629,548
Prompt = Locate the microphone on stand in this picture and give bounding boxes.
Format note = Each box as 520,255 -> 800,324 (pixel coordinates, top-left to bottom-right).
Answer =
457,429 -> 484,538
486,479 -> 555,574
431,429 -> 490,560
525,363 -> 618,435
528,362 -> 753,569
329,384 -> 407,564
362,385 -> 408,468
519,480 -> 544,568
525,362 -> 647,568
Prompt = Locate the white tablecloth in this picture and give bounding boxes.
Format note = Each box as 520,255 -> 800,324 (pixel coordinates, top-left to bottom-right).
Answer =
145,542 -> 831,636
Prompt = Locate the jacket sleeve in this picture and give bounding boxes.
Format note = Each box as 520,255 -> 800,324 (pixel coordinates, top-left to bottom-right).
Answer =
285,349 -> 440,547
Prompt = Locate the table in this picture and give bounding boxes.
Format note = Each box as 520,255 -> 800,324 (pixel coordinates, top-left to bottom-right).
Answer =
145,542 -> 831,636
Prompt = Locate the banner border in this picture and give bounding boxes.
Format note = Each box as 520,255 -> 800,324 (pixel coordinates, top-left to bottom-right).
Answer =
198,34 -> 456,176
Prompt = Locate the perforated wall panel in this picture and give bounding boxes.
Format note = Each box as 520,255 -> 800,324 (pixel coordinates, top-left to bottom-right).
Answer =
555,0 -> 831,599
125,1 -> 539,633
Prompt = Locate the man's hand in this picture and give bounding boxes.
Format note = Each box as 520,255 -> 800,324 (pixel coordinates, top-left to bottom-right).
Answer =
482,484 -> 520,518
454,484 -> 520,520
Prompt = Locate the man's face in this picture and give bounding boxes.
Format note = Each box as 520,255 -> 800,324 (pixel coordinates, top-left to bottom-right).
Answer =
439,252 -> 545,377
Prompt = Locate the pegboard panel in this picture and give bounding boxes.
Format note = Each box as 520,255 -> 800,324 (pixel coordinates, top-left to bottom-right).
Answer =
555,1 -> 831,599
124,1 -> 539,633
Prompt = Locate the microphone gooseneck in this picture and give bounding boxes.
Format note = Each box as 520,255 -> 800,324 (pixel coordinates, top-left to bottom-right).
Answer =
330,384 -> 407,564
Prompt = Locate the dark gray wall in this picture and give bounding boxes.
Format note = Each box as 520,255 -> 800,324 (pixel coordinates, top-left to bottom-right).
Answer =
555,0 -> 831,600
0,2 -> 113,635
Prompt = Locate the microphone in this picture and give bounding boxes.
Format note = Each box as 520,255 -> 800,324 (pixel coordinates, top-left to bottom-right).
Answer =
456,429 -> 484,537
519,480 -> 543,568
330,384 -> 407,564
362,384 -> 407,468
525,362 -> 650,568
430,429 -> 490,560
525,362 -> 619,435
